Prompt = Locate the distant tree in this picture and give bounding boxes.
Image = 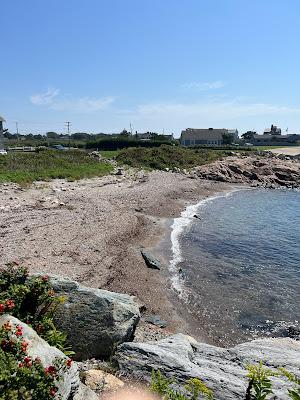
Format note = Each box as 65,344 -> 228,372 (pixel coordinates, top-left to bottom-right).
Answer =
241,131 -> 256,141
3,130 -> 14,139
222,132 -> 235,145
120,129 -> 130,136
71,132 -> 90,140
46,131 -> 59,139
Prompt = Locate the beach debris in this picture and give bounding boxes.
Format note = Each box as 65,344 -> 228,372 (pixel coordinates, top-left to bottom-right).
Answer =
140,249 -> 161,270
115,168 -> 123,175
145,314 -> 167,328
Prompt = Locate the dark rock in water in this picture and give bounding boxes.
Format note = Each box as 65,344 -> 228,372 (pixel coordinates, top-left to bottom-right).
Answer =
193,214 -> 201,219
141,249 -> 161,270
287,326 -> 300,340
115,334 -> 300,400
145,314 -> 167,328
275,325 -> 300,340
49,276 -> 140,360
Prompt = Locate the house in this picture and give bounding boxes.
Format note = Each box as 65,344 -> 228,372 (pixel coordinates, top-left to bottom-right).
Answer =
0,115 -> 5,150
245,124 -> 300,146
263,124 -> 281,135
251,133 -> 300,146
180,128 -> 238,146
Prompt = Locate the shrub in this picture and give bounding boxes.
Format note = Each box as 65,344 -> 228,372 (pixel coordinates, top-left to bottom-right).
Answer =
245,363 -> 300,400
0,322 -> 72,399
0,263 -> 72,355
279,369 -> 300,400
85,137 -> 174,151
116,145 -> 227,170
245,362 -> 275,400
150,370 -> 214,400
151,367 -> 299,400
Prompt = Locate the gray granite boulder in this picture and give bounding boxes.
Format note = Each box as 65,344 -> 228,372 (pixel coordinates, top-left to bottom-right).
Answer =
115,333 -> 300,400
141,249 -> 161,270
50,276 -> 140,360
0,315 -> 79,400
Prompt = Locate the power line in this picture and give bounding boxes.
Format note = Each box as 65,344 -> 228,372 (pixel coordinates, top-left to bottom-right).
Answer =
65,121 -> 72,147
65,121 -> 71,135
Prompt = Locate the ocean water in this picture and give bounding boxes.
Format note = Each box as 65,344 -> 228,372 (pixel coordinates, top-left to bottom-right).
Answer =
170,188 -> 300,345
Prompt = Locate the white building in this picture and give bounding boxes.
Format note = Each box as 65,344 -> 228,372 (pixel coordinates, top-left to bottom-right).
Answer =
181,128 -> 238,146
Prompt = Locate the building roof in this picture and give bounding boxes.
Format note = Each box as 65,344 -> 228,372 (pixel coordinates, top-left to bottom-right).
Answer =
181,128 -> 227,140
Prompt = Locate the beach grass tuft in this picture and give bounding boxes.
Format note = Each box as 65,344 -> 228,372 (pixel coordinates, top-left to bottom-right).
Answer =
0,150 -> 113,185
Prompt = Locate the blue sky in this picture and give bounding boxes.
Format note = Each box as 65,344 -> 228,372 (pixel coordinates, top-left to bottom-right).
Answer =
1,0 -> 300,136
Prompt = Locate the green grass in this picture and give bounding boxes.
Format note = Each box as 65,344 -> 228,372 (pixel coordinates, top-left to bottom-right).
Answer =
0,150 -> 113,184
252,144 -> 300,151
98,150 -> 120,159
116,145 -> 228,170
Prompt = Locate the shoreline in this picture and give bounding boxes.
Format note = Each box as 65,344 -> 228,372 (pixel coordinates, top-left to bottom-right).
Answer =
148,185 -> 247,344
0,170 -> 232,344
1,155 -> 299,345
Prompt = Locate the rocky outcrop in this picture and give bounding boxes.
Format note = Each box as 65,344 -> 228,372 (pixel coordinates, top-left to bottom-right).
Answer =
0,315 -> 80,400
50,276 -> 140,360
115,333 -> 300,400
141,249 -> 161,270
74,383 -> 99,400
193,156 -> 300,188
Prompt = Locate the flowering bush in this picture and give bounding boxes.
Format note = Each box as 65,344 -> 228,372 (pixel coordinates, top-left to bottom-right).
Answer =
0,322 -> 72,400
0,263 -> 72,355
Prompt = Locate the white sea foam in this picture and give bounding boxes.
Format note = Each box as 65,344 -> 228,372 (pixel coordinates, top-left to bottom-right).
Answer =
169,188 -> 245,296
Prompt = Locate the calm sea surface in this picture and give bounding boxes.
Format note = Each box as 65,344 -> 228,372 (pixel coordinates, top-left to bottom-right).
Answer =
172,188 -> 300,345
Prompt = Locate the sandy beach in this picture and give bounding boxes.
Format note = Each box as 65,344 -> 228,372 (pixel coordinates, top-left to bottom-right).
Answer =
0,170 -> 231,341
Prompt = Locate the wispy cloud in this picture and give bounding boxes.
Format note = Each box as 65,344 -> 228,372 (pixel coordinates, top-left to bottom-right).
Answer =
30,88 -> 115,112
181,80 -> 226,90
30,87 -> 60,105
136,100 -> 300,119
51,96 -> 115,112
122,99 -> 300,133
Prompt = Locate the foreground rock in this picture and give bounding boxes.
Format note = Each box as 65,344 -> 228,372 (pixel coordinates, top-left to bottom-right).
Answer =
194,155 -> 300,188
115,333 -> 300,400
50,276 -> 140,360
82,369 -> 124,394
0,315 -> 97,400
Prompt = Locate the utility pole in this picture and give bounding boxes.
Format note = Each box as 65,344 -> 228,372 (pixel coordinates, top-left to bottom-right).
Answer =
16,122 -> 19,140
0,116 -> 5,150
130,123 -> 133,136
65,121 -> 71,147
